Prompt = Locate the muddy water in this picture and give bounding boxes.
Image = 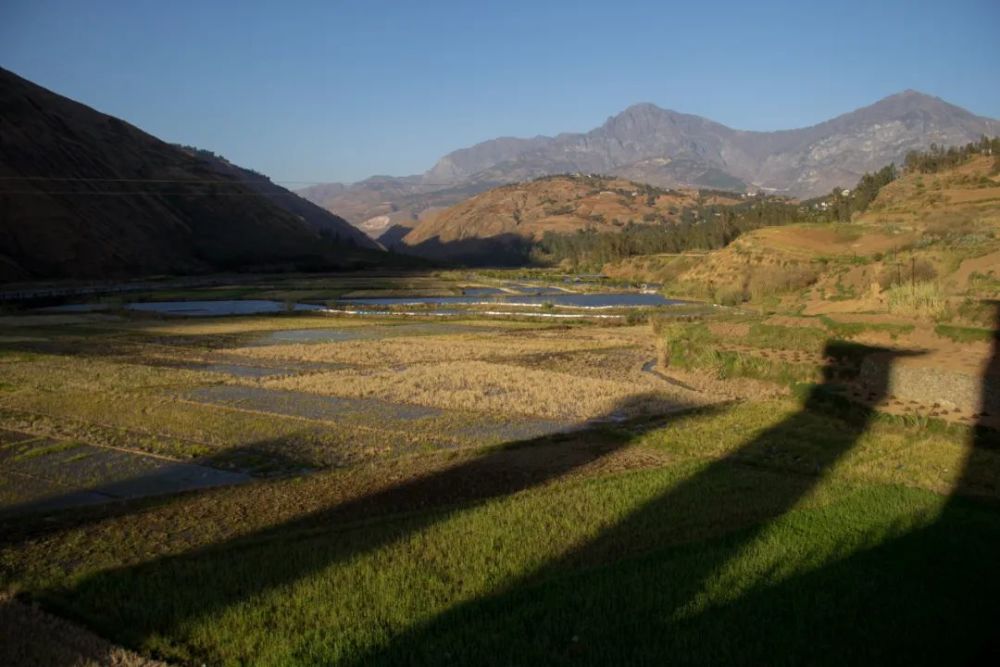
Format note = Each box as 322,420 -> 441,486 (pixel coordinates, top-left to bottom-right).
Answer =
41,300 -> 324,316
187,385 -> 443,422
252,322 -> 499,345
0,432 -> 250,517
185,386 -> 577,448
128,300 -> 324,316
337,293 -> 681,309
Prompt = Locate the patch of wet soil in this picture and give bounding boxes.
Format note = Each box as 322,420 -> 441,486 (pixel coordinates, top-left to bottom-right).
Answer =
0,434 -> 249,517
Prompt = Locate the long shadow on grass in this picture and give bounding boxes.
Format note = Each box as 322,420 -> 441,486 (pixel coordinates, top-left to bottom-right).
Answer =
346,341 -> 927,665
351,313 -> 1000,666
659,301 -> 1000,665
37,393 -> 708,661
642,302 -> 1000,665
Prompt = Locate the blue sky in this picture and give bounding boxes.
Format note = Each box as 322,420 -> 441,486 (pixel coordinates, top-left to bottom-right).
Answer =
2,0 -> 998,184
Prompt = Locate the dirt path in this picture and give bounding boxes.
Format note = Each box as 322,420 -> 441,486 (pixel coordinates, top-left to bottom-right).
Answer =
640,358 -> 700,392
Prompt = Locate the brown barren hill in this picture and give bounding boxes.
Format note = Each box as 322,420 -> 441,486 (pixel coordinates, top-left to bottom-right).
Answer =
400,174 -> 716,262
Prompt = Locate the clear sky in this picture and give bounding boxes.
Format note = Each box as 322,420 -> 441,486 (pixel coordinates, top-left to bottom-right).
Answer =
2,0 -> 998,184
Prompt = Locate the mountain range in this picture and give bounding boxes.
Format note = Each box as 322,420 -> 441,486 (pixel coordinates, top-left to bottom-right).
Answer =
0,67 -> 382,282
300,91 -> 998,241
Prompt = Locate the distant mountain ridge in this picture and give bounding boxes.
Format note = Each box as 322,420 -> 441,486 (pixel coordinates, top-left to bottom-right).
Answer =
300,91 -> 998,239
0,67 -> 382,282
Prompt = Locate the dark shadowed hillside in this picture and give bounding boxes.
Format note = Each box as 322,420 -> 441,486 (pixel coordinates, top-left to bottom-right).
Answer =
0,67 -> 382,282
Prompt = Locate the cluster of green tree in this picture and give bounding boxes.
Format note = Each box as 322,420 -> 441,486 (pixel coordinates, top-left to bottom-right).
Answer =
532,197 -> 800,269
846,164 -> 899,213
903,136 -> 999,174
801,136 -> 1000,223
800,163 -> 899,223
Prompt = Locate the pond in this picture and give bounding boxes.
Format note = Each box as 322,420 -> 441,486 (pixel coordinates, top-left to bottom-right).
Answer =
38,291 -> 687,319
0,432 -> 250,517
41,300 -> 325,316
336,293 -> 682,309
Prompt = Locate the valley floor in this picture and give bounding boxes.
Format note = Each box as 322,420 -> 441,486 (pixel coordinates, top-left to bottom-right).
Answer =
0,275 -> 998,665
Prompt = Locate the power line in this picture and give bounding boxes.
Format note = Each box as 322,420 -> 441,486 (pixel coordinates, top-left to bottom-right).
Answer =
0,190 -> 309,196
0,175 -> 335,185
0,175 -> 445,187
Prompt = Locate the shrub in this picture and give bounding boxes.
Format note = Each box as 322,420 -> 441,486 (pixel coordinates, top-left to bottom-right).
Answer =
714,285 -> 746,306
957,298 -> 999,327
877,258 -> 937,289
747,265 -> 819,300
934,324 -> 994,343
745,323 -> 828,352
885,281 -> 949,319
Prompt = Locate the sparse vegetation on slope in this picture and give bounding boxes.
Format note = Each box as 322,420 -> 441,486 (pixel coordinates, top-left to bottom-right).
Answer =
608,146 -> 1000,316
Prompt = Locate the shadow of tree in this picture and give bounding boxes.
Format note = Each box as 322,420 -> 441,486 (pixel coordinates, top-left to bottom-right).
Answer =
654,301 -> 1000,665
39,393 -> 709,657
342,341 -> 951,665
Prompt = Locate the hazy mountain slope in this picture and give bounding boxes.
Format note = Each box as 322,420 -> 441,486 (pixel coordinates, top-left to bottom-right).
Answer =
302,92 -> 997,232
0,67 -> 380,282
423,136 -> 555,184
732,90 -> 1000,195
297,176 -> 500,239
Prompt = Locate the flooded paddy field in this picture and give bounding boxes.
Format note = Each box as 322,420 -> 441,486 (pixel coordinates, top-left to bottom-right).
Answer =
0,430 -> 249,518
41,300 -> 326,316
334,291 -> 682,309
28,269 -> 706,324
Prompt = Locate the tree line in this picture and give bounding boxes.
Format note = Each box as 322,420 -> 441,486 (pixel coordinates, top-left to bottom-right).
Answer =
800,163 -> 899,223
806,135 -> 999,223
903,136 -> 999,174
532,197 -> 801,269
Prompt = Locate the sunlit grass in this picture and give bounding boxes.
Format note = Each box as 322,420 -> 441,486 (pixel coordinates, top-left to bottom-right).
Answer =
935,323 -> 994,343
233,329 -> 628,367
265,359 -> 702,420
885,281 -> 950,319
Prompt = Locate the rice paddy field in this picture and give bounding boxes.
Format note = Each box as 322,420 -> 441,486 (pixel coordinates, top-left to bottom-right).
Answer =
1,274 -> 999,665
